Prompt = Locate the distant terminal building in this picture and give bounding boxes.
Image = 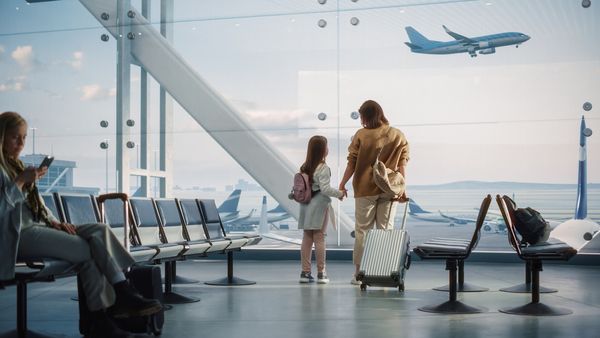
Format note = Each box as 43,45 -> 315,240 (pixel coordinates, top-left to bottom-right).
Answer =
21,154 -> 100,195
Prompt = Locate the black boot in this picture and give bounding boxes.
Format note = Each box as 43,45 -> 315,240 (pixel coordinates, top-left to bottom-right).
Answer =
86,310 -> 133,338
109,280 -> 162,319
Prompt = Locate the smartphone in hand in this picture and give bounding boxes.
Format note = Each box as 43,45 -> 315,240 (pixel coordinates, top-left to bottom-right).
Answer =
38,156 -> 54,169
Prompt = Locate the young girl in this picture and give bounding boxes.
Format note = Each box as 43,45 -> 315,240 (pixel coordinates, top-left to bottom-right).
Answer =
0,111 -> 161,338
297,136 -> 345,284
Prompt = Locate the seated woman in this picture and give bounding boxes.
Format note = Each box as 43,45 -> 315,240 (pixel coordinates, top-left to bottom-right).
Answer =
0,111 -> 161,338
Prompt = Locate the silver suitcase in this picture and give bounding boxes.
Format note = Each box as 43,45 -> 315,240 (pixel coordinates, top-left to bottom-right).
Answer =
357,200 -> 411,291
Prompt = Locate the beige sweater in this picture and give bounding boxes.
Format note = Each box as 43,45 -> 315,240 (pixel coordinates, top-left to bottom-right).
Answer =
347,124 -> 410,198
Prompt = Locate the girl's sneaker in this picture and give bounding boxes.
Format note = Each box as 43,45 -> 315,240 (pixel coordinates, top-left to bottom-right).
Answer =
350,276 -> 362,285
317,272 -> 329,284
299,271 -> 315,283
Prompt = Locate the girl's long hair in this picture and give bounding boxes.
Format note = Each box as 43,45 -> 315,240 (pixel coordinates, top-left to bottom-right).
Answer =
359,100 -> 389,129
0,111 -> 27,179
300,135 -> 327,183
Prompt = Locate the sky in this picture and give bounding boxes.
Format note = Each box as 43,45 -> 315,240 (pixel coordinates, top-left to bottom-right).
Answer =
0,0 -> 599,193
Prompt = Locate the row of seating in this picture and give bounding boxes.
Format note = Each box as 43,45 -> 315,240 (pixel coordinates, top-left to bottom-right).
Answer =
44,193 -> 262,302
413,194 -> 577,316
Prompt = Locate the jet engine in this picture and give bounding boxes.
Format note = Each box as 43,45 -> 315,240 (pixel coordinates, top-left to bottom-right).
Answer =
478,41 -> 490,48
478,47 -> 496,55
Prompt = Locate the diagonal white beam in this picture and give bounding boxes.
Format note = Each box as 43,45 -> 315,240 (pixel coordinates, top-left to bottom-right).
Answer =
78,0 -> 355,242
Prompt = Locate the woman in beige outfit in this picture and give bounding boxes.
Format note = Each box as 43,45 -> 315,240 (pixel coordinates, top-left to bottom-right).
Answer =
338,100 -> 410,285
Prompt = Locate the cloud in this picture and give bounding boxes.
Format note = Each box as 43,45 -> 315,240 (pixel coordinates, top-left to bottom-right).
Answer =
0,45 -> 5,61
69,51 -> 83,70
11,45 -> 37,71
0,76 -> 28,92
80,84 -> 116,101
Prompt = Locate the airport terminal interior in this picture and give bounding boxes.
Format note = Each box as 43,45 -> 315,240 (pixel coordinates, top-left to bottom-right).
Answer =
0,0 -> 599,337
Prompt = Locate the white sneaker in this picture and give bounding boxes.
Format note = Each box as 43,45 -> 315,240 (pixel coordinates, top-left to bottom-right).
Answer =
350,276 -> 362,285
317,272 -> 329,284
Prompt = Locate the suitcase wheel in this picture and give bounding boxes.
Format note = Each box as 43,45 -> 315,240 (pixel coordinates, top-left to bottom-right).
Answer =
360,284 -> 367,291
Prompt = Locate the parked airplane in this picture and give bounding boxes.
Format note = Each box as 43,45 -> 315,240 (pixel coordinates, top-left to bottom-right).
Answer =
217,189 -> 246,223
550,115 -> 599,250
256,196 -> 301,245
404,25 -> 530,57
409,199 -> 472,225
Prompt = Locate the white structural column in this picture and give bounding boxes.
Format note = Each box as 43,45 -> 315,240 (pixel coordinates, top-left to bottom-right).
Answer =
115,0 -> 131,194
78,0 -> 355,239
159,0 -> 174,198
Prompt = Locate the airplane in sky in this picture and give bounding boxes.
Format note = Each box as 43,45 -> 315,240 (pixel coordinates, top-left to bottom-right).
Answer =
404,25 -> 530,57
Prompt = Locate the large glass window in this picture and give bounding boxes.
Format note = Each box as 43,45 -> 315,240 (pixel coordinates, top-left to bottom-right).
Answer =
1,0 -> 598,252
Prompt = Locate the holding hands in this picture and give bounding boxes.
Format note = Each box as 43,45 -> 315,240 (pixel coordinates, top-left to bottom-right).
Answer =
338,185 -> 348,201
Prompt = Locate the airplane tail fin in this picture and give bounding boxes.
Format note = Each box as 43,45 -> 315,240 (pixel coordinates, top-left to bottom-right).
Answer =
405,26 -> 435,48
218,189 -> 241,213
408,199 -> 429,214
575,115 -> 592,219
258,196 -> 269,234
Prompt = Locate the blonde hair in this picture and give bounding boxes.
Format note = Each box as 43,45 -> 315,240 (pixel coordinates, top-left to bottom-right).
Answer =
0,111 -> 28,179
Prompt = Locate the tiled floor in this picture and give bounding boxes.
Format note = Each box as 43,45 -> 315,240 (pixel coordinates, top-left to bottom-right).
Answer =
1,258 -> 599,338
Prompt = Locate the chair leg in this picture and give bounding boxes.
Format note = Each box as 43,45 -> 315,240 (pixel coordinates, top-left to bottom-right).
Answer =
162,261 -> 200,304
419,259 -> 487,314
0,281 -> 58,338
433,260 -> 489,292
500,260 -> 557,293
170,261 -> 200,284
205,251 -> 256,286
500,260 -> 572,316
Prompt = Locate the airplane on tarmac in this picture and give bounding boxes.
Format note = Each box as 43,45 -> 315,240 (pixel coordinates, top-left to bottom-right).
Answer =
550,115 -> 599,250
404,25 -> 530,57
256,196 -> 301,245
218,190 -> 292,233
408,199 -> 506,233
217,189 -> 248,223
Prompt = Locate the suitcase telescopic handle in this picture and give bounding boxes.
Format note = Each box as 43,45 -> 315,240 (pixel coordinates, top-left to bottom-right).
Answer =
399,198 -> 409,231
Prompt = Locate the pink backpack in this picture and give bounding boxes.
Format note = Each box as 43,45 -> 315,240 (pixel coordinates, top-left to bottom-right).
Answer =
291,172 -> 312,204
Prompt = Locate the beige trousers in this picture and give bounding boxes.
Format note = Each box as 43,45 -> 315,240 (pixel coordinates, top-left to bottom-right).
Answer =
300,223 -> 328,274
17,223 -> 135,311
353,194 -> 398,265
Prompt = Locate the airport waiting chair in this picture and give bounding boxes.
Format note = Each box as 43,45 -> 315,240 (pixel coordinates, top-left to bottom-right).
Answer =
177,199 -> 231,253
129,198 -> 187,261
1,259 -> 79,338
197,199 -> 256,286
496,195 -> 576,316
97,193 -> 159,263
57,193 -> 101,226
413,194 -> 492,314
41,193 -> 64,223
129,198 -> 198,304
154,199 -> 212,289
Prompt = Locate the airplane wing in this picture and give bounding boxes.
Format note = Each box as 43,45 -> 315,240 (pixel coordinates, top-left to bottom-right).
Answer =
443,25 -> 476,44
438,210 -> 476,224
223,209 -> 255,225
260,232 -> 302,245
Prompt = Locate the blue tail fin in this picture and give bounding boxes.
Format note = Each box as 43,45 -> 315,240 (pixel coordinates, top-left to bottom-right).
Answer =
575,115 -> 592,219
405,26 -> 436,48
408,200 -> 430,214
218,189 -> 241,213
